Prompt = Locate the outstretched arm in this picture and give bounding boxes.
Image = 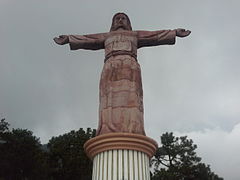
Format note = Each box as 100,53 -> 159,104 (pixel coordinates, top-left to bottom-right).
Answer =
53,33 -> 107,50
137,28 -> 191,48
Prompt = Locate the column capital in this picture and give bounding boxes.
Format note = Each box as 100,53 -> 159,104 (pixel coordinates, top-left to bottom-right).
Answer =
84,133 -> 158,159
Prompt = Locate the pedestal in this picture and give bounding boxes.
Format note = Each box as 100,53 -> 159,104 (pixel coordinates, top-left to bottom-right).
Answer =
84,133 -> 158,180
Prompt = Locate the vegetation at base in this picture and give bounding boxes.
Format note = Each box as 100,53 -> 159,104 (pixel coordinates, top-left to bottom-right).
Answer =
47,128 -> 95,180
0,119 -> 223,180
0,118 -> 95,180
0,119 -> 48,179
151,132 -> 223,180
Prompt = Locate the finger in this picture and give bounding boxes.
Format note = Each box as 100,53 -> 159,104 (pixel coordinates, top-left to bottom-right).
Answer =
53,37 -> 59,42
53,38 -> 62,44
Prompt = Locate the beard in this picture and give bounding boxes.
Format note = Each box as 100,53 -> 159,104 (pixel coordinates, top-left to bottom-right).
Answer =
110,23 -> 131,31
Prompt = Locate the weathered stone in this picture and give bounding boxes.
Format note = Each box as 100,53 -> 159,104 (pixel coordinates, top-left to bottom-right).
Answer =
53,12 -> 191,136
99,107 -> 144,134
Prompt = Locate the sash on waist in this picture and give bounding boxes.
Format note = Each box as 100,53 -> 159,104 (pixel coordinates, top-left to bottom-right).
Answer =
104,50 -> 137,62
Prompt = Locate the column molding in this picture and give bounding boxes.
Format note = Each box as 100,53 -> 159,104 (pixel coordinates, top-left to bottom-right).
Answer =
84,133 -> 158,159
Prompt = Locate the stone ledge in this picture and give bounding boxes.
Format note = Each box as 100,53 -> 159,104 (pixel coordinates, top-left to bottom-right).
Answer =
84,133 -> 158,159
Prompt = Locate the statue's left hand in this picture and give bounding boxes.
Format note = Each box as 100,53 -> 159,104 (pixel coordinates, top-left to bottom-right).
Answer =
176,28 -> 191,38
53,35 -> 69,45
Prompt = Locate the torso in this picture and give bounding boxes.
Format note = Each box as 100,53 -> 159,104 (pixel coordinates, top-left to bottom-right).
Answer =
104,31 -> 138,61
97,31 -> 145,136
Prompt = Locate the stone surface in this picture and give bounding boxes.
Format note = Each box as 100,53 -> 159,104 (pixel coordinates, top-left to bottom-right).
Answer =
98,55 -> 145,135
53,12 -> 191,136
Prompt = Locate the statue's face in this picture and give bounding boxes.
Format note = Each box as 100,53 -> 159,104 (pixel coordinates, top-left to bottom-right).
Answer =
112,13 -> 130,31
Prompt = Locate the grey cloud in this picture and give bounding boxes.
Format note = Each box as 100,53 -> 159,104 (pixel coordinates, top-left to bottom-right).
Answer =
1,0 -> 240,179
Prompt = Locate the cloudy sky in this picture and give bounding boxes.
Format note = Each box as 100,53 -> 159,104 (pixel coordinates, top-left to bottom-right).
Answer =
1,0 -> 240,179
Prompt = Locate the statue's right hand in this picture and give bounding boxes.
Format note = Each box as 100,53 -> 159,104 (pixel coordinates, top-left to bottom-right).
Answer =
175,29 -> 191,38
53,35 -> 69,45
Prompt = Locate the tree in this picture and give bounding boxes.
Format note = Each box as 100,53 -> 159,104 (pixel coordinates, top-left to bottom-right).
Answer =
151,132 -> 223,180
0,118 -> 9,133
0,118 -> 9,145
0,119 -> 96,179
0,119 -> 49,180
47,128 -> 96,180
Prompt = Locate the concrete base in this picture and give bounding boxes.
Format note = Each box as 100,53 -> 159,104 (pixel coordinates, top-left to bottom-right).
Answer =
84,133 -> 158,180
92,149 -> 150,180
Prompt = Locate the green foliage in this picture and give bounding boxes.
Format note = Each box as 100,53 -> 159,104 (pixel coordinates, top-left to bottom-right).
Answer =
0,119 -> 96,180
0,126 -> 49,179
151,132 -> 223,180
0,118 -> 9,133
47,128 -> 96,180
0,119 -> 223,180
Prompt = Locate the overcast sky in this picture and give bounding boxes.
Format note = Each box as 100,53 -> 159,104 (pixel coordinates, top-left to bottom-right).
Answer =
1,0 -> 240,179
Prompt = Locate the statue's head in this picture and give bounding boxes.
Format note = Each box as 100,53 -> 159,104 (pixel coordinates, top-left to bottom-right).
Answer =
110,13 -> 132,31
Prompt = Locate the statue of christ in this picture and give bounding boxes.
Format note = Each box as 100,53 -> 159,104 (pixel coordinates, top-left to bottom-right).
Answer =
54,13 -> 191,136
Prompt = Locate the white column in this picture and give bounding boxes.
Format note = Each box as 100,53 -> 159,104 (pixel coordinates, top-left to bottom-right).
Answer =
103,151 -> 108,180
138,152 -> 143,180
123,150 -> 128,179
145,154 -> 150,180
98,153 -> 102,180
113,150 -> 118,180
129,150 -> 134,180
133,151 -> 139,179
92,149 -> 151,180
118,150 -> 123,180
107,150 -> 112,180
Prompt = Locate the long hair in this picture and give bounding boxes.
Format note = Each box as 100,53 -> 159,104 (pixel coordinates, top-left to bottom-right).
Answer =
110,12 -> 132,31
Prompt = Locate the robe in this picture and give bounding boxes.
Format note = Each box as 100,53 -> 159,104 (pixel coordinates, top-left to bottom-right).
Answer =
68,29 -> 176,136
